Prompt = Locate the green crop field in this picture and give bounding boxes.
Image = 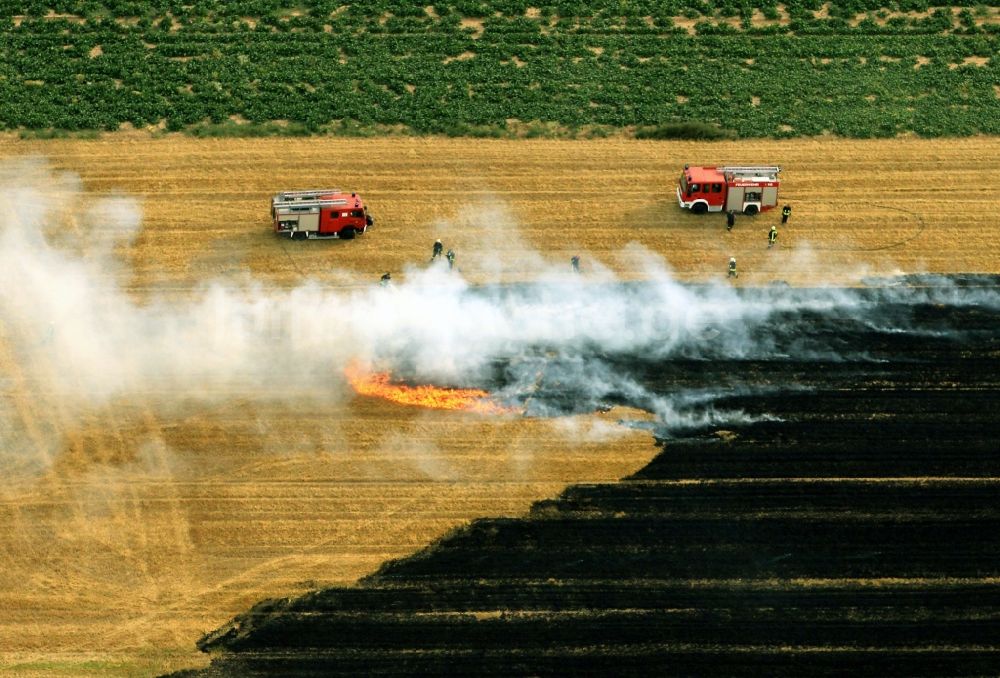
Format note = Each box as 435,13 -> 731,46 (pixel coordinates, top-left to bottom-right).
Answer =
1,1 -> 998,137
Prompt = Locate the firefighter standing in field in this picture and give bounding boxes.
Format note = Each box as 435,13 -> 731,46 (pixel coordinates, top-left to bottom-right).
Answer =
446,249 -> 456,270
431,239 -> 443,262
571,255 -> 581,273
726,209 -> 735,231
380,272 -> 392,287
768,225 -> 778,249
781,204 -> 791,224
728,257 -> 738,278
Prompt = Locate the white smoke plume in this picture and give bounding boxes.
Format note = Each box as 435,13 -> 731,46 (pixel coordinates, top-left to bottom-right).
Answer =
1,160 -> 996,474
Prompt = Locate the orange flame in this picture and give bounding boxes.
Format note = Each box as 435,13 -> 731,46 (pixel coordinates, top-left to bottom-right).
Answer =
344,363 -> 514,415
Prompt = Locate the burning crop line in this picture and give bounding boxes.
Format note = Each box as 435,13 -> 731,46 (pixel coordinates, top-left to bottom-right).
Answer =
344,363 -> 514,415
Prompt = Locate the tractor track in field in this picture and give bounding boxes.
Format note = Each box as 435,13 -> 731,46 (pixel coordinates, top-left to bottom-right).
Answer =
813,203 -> 928,252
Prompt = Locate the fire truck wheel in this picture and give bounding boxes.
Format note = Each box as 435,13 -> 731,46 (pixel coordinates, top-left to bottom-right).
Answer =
743,205 -> 759,216
340,227 -> 356,240
691,203 -> 708,214
292,232 -> 306,241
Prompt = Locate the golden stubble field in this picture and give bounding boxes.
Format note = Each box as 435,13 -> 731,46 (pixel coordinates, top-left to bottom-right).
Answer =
0,134 -> 998,676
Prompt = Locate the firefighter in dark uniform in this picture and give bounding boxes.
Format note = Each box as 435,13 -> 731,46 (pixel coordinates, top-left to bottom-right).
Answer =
446,249 -> 455,270
781,204 -> 791,224
728,257 -> 738,278
380,272 -> 392,286
431,239 -> 443,261
571,255 -> 580,273
726,210 -> 735,231
768,225 -> 778,249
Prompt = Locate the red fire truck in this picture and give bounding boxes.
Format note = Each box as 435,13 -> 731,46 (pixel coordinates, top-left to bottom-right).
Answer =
676,165 -> 781,216
271,188 -> 374,239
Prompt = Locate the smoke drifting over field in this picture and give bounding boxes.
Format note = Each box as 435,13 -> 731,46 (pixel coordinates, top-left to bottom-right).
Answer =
1,161 -> 997,473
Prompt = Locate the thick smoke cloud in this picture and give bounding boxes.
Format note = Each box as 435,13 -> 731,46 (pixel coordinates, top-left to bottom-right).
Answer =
1,160 -> 997,474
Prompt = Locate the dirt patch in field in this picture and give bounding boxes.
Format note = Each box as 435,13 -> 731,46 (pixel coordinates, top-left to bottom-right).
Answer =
950,55 -> 989,69
460,17 -> 484,38
750,6 -> 791,26
442,50 -> 476,64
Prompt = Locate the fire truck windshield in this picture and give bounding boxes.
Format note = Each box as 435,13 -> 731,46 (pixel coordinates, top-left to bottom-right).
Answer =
679,173 -> 688,194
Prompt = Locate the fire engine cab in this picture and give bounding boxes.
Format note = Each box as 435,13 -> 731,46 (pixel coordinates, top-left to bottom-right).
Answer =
677,165 -> 781,216
271,188 -> 374,240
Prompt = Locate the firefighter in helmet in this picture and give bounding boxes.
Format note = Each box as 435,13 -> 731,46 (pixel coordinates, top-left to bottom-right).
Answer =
446,249 -> 456,270
726,210 -> 735,231
728,257 -> 738,278
431,239 -> 443,261
781,204 -> 791,224
768,225 -> 778,249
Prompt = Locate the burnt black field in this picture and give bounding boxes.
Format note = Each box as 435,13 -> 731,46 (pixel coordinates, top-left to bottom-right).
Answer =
172,275 -> 1000,677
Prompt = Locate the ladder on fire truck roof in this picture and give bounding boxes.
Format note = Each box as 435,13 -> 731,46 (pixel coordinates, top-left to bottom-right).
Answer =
274,189 -> 344,202
719,166 -> 781,177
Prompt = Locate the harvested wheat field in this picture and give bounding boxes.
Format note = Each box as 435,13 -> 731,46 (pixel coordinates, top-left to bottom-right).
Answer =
0,134 -> 998,676
2,135 -> 999,290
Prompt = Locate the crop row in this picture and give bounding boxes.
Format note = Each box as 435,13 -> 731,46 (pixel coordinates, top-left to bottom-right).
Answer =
2,1 -> 995,23
231,612 -> 1000,650
268,580 -> 1000,615
190,651 -> 1000,677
